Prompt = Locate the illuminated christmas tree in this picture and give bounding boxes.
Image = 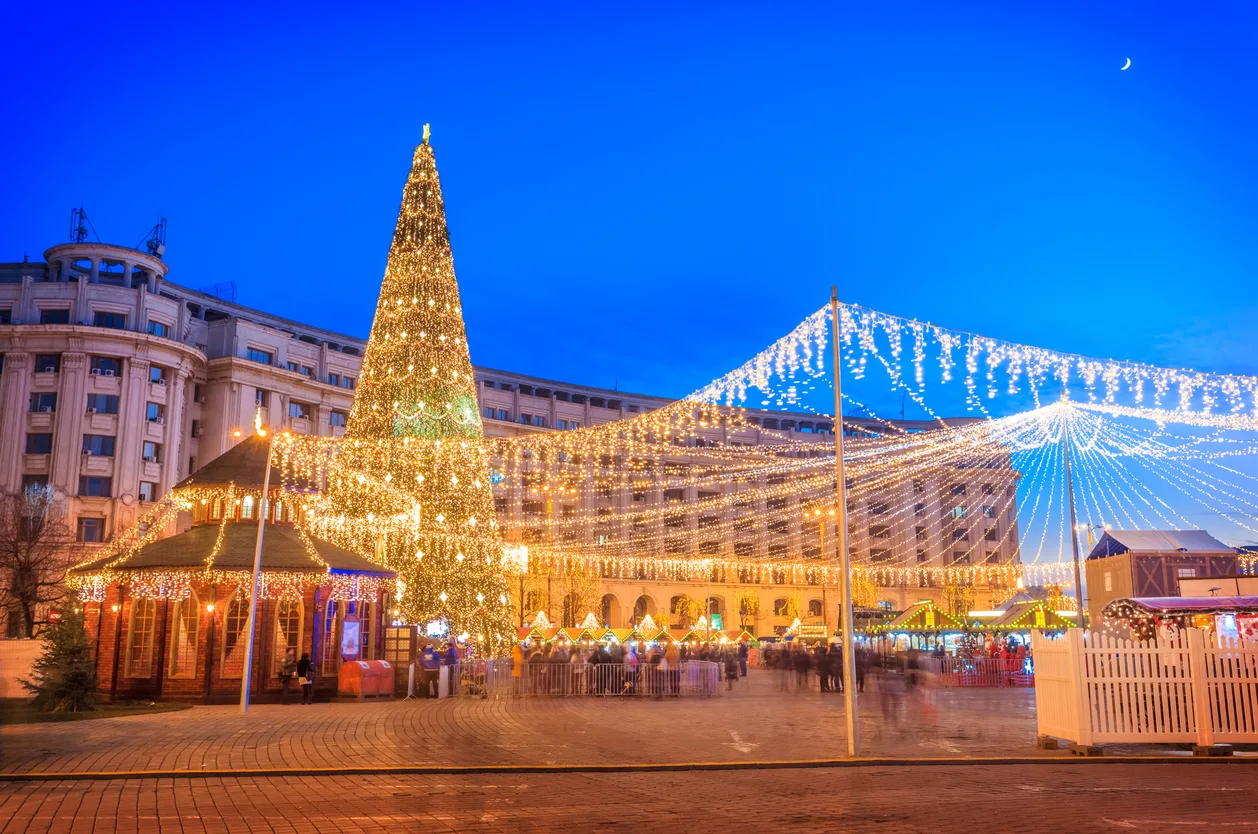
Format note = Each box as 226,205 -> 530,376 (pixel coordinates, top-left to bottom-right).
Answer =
342,126 -> 515,651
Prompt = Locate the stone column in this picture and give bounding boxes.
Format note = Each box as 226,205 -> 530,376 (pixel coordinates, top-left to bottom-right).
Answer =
159,367 -> 190,495
146,270 -> 158,294
135,279 -> 149,333
0,352 -> 32,493
122,261 -> 135,289
89,259 -> 100,283
50,352 -> 88,496
316,404 -> 332,437
17,275 -> 35,324
115,356 -> 152,504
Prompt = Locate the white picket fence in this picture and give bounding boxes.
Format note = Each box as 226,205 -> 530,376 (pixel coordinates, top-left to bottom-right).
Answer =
1032,629 -> 1258,747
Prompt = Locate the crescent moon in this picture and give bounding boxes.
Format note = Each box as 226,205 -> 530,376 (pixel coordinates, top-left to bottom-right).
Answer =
1121,58 -> 1131,70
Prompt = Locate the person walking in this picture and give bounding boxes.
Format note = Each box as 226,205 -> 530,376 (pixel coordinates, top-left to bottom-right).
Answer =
279,647 -> 298,704
511,641 -> 524,695
827,642 -> 843,693
793,644 -> 812,692
723,649 -> 739,691
664,640 -> 681,696
738,640 -> 749,677
623,645 -> 639,695
420,643 -> 441,697
297,652 -> 314,704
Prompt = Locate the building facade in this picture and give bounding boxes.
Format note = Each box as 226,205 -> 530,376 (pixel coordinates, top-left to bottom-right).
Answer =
1,239 -> 1021,638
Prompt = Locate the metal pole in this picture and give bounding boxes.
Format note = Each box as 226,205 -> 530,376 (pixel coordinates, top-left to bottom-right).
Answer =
1060,402 -> 1086,629
240,431 -> 274,713
831,287 -> 859,757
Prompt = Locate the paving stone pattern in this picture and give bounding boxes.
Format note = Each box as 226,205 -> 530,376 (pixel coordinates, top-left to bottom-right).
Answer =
2,764 -> 1257,833
0,673 -> 1052,775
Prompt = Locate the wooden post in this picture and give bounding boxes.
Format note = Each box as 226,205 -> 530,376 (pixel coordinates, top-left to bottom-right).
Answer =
1187,628 -> 1215,750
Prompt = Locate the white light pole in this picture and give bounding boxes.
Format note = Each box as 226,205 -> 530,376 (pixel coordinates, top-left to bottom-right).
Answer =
831,287 -> 859,757
240,427 -> 274,714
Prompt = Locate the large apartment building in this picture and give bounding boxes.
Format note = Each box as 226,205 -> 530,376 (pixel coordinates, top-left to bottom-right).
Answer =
1,239 -> 1020,637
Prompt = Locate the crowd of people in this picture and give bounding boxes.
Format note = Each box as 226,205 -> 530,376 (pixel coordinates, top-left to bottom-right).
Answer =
504,639 -> 749,696
761,641 -> 874,693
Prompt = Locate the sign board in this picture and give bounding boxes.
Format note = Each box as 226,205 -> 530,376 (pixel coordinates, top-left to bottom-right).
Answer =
710,613 -> 723,630
341,614 -> 361,661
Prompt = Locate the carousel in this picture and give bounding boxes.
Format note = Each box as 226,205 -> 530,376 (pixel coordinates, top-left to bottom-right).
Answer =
66,433 -> 395,703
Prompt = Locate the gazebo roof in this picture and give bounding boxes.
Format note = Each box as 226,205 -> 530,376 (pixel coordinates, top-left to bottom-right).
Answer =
71,521 -> 392,577
174,433 -> 287,491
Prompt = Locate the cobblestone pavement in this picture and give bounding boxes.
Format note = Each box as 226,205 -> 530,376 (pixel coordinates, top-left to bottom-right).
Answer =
2,764 -> 1257,833
0,672 -> 1056,775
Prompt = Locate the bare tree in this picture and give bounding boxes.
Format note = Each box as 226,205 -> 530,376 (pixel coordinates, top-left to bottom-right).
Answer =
0,485 -> 79,638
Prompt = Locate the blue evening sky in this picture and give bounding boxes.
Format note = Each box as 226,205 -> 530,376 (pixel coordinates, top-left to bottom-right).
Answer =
4,1 -> 1256,403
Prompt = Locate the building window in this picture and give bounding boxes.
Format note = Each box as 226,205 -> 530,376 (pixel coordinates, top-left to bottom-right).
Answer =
246,348 -> 273,365
321,599 -> 341,669
985,527 -> 998,542
35,354 -> 60,373
556,419 -> 567,430
495,409 -> 508,420
125,598 -> 158,677
138,482 -> 158,503
255,389 -> 269,408
983,505 -> 996,519
483,406 -> 494,419
39,309 -> 69,324
146,320 -> 170,338
146,402 -> 165,422
1177,567 -> 1198,579
241,495 -> 255,519
222,589 -> 249,677
531,415 -> 546,427
807,600 -> 824,617
273,599 -> 303,673
286,361 -> 301,372
82,435 -> 115,456
28,392 -> 57,413
21,475 -> 49,491
25,433 -> 53,454
950,506 -> 968,519
289,401 -> 310,420
77,517 -> 104,542
90,356 -> 121,376
917,549 -> 929,563
340,376 -> 355,389
327,373 -> 341,386
1103,572 -> 1113,592
168,593 -> 199,679
329,411 -> 347,427
94,311 -> 127,329
359,602 -> 373,660
142,441 -> 161,463
518,413 -> 531,425
78,477 -> 112,497
86,394 -> 119,414
149,365 -> 168,384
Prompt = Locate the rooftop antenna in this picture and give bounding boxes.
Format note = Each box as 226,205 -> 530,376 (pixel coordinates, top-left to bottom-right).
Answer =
137,215 -> 167,259
69,206 -> 99,243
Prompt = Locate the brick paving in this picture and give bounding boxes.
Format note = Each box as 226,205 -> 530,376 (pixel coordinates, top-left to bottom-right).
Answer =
0,672 -> 1055,776
2,764 -> 1256,833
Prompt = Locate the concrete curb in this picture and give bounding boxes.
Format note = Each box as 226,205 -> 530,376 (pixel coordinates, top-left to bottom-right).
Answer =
1,755 -> 1254,782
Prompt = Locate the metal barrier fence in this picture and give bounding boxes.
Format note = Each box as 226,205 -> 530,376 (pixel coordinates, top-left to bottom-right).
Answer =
454,659 -> 720,697
931,655 -> 1035,688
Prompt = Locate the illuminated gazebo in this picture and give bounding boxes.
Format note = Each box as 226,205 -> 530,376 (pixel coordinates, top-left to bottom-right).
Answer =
67,433 -> 394,703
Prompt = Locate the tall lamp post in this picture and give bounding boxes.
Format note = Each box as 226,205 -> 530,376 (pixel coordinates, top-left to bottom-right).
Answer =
830,287 -> 859,757
1060,399 -> 1087,629
240,423 -> 275,714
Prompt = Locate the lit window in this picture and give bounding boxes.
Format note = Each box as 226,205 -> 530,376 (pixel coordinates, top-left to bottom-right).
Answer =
168,593 -> 199,679
273,599 -> 303,673
126,598 -> 158,677
222,589 -> 249,677
241,495 -> 255,519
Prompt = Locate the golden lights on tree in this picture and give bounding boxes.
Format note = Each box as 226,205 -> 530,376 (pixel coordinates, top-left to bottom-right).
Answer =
334,127 -> 515,650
